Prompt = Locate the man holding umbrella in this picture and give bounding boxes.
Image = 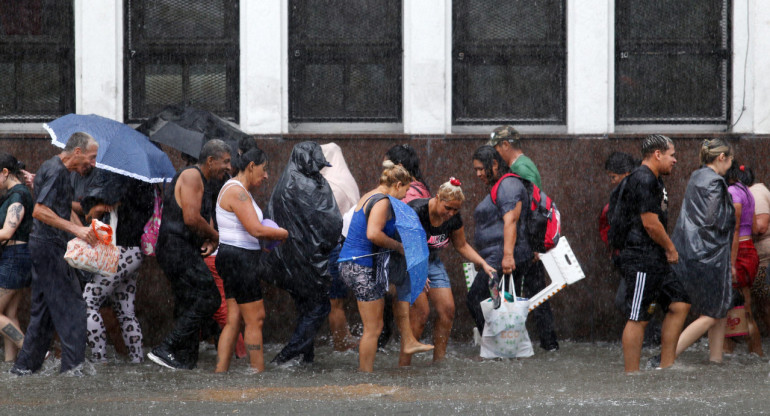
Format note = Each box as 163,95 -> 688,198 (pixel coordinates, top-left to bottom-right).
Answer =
11,132 -> 99,376
148,139 -> 231,369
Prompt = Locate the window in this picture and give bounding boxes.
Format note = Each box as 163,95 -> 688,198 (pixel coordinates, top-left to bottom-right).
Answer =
125,0 -> 239,123
0,0 -> 74,122
289,0 -> 402,123
615,0 -> 730,124
453,0 -> 566,125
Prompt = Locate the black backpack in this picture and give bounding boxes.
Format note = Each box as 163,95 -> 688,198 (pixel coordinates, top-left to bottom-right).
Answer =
607,173 -> 633,251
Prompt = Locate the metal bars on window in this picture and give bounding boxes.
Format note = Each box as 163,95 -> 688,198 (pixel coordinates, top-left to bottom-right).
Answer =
289,0 -> 402,123
452,0 -> 566,125
0,0 -> 74,122
125,0 -> 239,123
615,0 -> 731,124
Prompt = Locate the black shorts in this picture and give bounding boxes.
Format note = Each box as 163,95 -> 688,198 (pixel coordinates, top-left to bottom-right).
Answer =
622,264 -> 690,322
215,244 -> 263,304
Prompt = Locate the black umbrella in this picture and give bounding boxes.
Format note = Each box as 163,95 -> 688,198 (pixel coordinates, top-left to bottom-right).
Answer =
136,104 -> 246,161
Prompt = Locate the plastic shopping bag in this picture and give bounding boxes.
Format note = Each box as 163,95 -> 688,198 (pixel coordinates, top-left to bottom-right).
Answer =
64,213 -> 119,276
480,274 -> 534,358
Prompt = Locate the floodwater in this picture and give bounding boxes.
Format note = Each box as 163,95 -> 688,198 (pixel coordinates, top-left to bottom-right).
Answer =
2,338 -> 770,415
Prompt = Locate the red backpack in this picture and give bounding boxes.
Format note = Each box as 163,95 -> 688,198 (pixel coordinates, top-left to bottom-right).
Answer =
491,173 -> 561,252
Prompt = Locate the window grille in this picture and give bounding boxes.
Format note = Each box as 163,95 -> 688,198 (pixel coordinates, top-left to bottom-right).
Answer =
125,0 -> 239,123
453,0 -> 566,125
289,0 -> 402,123
615,0 -> 731,124
0,0 -> 74,122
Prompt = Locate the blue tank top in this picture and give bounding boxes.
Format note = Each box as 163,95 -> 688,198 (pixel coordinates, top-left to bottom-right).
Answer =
339,193 -> 397,267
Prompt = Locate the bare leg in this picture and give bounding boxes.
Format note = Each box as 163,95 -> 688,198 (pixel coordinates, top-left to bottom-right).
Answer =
239,300 -> 266,372
659,301 -> 689,369
0,288 -> 24,362
676,315 -> 717,356
707,317 -> 727,363
740,287 -> 763,356
328,298 -> 357,351
395,299 -> 433,366
622,320 -> 648,373
357,299 -> 384,372
398,292 -> 429,367
215,298 -> 242,373
428,288 -> 454,363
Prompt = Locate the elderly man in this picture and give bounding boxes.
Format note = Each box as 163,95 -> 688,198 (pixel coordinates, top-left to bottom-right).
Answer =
11,132 -> 99,375
148,139 -> 231,370
488,125 -> 559,352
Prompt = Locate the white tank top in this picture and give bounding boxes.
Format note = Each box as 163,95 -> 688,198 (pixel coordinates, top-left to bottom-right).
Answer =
216,179 -> 263,250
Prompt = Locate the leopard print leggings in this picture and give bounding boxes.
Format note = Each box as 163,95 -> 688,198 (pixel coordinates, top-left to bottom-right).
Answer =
84,246 -> 144,363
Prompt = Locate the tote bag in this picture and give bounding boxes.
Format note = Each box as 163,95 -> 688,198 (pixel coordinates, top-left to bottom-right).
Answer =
64,213 -> 119,277
480,274 -> 534,358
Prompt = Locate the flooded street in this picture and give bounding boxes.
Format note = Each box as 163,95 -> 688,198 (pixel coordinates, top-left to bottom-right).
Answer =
2,339 -> 769,415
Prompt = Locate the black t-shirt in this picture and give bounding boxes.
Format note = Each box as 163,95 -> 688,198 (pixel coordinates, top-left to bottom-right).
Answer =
31,156 -> 75,246
618,165 -> 668,265
408,198 -> 463,260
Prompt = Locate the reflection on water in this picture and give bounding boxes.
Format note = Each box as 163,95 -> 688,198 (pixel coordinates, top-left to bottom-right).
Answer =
2,340 -> 770,415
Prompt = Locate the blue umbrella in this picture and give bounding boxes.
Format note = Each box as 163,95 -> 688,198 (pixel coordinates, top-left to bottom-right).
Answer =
43,114 -> 176,183
387,195 -> 429,304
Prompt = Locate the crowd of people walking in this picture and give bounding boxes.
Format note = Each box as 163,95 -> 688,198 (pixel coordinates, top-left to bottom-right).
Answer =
0,127 -> 768,376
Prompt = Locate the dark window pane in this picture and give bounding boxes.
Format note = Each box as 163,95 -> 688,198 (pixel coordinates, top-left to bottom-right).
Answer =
453,0 -> 566,124
125,0 -> 239,122
0,0 -> 74,121
289,0 -> 402,122
615,0 -> 730,124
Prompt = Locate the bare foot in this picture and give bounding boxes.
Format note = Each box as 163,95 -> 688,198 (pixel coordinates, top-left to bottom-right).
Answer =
402,342 -> 434,355
334,336 -> 360,352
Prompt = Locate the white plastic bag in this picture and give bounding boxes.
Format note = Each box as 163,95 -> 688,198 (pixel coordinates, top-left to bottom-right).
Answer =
480,274 -> 534,358
64,212 -> 119,277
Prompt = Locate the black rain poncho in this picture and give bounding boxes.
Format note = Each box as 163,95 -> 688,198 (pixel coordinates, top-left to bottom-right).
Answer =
671,167 -> 735,318
260,141 -> 342,299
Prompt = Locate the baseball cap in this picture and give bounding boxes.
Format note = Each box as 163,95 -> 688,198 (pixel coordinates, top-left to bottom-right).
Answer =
487,125 -> 520,147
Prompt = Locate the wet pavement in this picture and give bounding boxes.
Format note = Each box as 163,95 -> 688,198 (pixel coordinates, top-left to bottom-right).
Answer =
2,338 -> 770,415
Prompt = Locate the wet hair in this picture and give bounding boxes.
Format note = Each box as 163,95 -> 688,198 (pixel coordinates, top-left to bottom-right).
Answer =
726,162 -> 754,186
641,134 -> 673,158
233,148 -> 267,174
64,132 -> 96,153
238,137 -> 258,155
604,152 -> 638,175
199,139 -> 231,162
699,138 -> 733,166
385,144 -> 428,189
472,145 -> 506,186
436,180 -> 465,202
0,152 -> 25,182
379,160 -> 412,187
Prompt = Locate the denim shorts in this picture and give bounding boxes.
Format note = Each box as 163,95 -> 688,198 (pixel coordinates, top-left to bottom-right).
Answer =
427,257 -> 451,289
0,244 -> 32,289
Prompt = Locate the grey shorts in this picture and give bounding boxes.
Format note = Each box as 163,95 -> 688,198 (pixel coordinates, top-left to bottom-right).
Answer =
339,261 -> 387,302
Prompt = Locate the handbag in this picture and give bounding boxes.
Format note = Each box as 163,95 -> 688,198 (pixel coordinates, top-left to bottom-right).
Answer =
479,274 -> 534,358
64,213 -> 120,277
140,186 -> 162,256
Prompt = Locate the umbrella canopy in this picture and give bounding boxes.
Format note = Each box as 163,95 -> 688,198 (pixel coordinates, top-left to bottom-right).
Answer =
44,114 -> 176,183
136,105 -> 244,160
388,195 -> 429,304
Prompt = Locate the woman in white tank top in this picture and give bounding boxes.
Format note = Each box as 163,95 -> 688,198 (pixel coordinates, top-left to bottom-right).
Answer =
214,148 -> 288,373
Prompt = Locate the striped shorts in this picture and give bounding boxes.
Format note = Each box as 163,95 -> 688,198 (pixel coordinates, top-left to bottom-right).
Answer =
621,265 -> 690,322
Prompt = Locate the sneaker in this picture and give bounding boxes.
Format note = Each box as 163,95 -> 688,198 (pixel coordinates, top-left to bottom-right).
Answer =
61,364 -> 85,377
9,366 -> 32,376
646,354 -> 661,370
542,343 -> 560,352
147,347 -> 185,369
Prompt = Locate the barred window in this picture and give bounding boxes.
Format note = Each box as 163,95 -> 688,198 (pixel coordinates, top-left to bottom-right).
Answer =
289,0 -> 402,123
615,0 -> 731,124
0,0 -> 74,122
125,0 -> 239,123
453,0 -> 566,125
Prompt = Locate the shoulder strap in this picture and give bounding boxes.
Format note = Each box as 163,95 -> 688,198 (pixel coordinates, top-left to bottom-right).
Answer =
490,173 -> 523,205
216,180 -> 245,206
363,193 -> 388,217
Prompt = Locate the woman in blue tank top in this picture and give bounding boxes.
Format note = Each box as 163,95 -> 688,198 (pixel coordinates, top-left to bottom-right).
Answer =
338,161 -> 433,372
